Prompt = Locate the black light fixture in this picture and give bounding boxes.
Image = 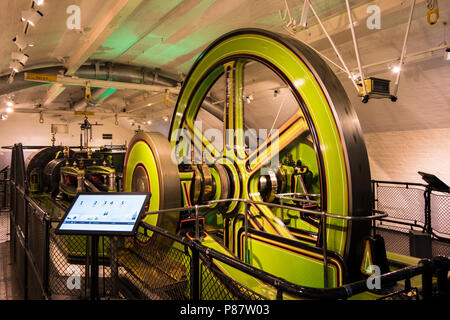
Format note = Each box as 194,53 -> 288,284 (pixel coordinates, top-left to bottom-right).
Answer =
11,52 -> 29,65
21,8 -> 43,26
12,35 -> 31,50
9,61 -> 24,73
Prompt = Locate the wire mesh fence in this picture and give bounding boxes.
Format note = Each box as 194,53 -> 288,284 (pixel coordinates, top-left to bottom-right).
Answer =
48,231 -> 89,298
375,184 -> 426,232
374,181 -> 450,240
431,191 -> 450,238
48,231 -> 114,299
199,259 -> 266,300
373,181 -> 450,258
0,210 -> 9,244
115,233 -> 191,300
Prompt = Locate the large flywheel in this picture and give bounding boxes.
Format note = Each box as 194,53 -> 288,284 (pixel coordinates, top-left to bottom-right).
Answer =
169,29 -> 372,281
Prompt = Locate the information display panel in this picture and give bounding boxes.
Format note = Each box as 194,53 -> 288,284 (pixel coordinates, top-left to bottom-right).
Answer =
418,171 -> 450,192
56,192 -> 150,236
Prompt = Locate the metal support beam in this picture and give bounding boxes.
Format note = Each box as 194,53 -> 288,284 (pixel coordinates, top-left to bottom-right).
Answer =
65,0 -> 144,75
308,1 -> 359,92
294,0 -> 425,45
392,0 -> 416,98
345,0 -> 367,97
335,44 -> 448,76
124,92 -> 166,113
43,83 -> 65,106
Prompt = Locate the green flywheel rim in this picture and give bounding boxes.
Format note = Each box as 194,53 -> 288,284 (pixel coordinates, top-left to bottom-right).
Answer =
124,132 -> 181,237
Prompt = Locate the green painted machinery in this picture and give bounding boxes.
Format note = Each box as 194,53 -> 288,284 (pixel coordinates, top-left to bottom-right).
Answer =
121,29 -> 419,299
25,146 -> 125,261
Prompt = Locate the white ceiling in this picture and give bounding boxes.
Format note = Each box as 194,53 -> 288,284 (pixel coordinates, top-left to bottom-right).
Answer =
0,0 -> 449,135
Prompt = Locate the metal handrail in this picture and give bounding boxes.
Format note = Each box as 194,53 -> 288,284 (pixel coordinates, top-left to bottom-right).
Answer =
141,221 -> 448,300
142,197 -> 387,221
372,179 -> 450,241
142,197 -> 387,288
372,179 -> 427,188
208,198 -> 388,221
276,192 -> 321,205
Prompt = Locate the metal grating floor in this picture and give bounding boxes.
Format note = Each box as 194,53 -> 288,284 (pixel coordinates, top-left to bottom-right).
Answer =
0,211 -> 9,244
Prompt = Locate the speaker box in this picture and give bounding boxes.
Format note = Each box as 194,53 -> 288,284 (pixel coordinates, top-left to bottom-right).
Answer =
409,230 -> 432,258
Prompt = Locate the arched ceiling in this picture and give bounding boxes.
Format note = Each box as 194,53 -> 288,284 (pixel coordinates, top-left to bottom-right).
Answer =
0,0 -> 449,135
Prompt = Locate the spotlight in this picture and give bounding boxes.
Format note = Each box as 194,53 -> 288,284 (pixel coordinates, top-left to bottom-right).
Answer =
6,107 -> 13,113
147,120 -> 152,125
12,35 -> 32,50
21,9 -> 43,26
9,61 -> 24,73
34,0 -> 44,6
349,73 -> 360,81
162,116 -> 169,122
388,62 -> 401,74
11,52 -> 29,65
6,101 -> 14,108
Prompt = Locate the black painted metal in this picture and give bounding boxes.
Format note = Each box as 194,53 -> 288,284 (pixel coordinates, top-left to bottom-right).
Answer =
90,236 -> 100,300
419,259 -> 434,300
192,247 -> 200,301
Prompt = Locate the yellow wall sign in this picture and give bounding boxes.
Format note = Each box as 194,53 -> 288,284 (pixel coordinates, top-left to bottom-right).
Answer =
74,111 -> 95,116
24,73 -> 58,83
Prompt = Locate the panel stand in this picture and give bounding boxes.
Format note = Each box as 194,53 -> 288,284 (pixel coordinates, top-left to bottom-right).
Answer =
90,235 -> 99,300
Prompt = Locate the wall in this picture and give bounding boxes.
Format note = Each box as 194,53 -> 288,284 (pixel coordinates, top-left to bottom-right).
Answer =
364,128 -> 450,185
1,111 -> 449,187
0,112 -> 134,148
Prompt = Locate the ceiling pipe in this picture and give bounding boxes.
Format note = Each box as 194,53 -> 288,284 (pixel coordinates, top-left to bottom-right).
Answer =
75,62 -> 179,87
0,62 -> 180,96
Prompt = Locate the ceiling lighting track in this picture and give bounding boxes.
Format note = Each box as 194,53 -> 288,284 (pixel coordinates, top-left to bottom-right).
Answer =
8,0 -> 45,84
11,52 -> 30,65
21,8 -> 43,27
